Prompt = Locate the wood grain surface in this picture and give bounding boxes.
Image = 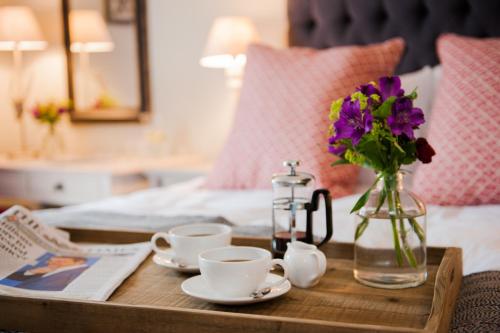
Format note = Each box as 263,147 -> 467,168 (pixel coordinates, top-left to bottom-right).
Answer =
0,227 -> 462,333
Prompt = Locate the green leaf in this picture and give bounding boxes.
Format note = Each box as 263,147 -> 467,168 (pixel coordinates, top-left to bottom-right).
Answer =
330,158 -> 350,167
372,96 -> 395,118
350,189 -> 372,214
350,175 -> 381,214
399,140 -> 417,165
355,218 -> 369,240
375,185 -> 386,213
393,141 -> 405,153
357,138 -> 386,171
406,88 -> 418,100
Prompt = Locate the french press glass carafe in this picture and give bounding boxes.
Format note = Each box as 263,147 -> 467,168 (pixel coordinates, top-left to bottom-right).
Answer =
271,160 -> 333,258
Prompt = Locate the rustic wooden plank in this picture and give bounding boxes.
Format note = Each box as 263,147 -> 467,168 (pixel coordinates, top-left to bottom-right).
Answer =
0,295 -> 423,333
0,227 -> 461,333
108,255 -> 436,328
424,248 -> 463,333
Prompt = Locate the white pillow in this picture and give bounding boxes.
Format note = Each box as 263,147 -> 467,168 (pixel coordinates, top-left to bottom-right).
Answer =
433,65 -> 443,87
421,65 -> 442,137
401,65 -> 434,112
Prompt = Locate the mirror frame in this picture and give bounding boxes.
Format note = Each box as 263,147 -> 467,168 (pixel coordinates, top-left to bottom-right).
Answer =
61,0 -> 151,122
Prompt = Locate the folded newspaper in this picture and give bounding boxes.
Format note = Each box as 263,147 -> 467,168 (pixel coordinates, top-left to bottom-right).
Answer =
0,206 -> 151,301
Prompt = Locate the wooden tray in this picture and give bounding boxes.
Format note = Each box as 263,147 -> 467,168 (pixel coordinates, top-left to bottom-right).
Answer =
0,227 -> 462,333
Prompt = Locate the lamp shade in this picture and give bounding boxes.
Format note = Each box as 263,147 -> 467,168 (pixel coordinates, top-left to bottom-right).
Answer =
200,16 -> 259,68
0,6 -> 47,51
70,10 -> 114,53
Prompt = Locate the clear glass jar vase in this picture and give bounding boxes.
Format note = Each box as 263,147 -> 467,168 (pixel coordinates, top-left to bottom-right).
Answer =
40,124 -> 65,159
354,171 -> 427,289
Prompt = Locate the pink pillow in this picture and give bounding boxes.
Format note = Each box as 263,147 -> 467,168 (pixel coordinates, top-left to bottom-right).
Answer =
413,34 -> 500,205
205,39 -> 404,197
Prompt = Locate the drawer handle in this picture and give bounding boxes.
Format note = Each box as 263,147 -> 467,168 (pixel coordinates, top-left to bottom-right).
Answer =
54,183 -> 64,192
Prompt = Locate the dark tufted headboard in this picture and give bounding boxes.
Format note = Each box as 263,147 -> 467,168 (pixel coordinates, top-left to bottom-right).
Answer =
288,0 -> 500,74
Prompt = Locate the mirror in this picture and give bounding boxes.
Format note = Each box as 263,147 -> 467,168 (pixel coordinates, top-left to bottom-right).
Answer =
62,0 -> 150,122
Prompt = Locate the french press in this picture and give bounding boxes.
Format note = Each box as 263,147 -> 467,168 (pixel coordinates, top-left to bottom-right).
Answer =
271,160 -> 333,258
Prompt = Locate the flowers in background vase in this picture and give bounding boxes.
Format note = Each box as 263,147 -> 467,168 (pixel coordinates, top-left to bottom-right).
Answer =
32,100 -> 71,130
94,92 -> 118,109
328,76 -> 435,267
32,100 -> 71,158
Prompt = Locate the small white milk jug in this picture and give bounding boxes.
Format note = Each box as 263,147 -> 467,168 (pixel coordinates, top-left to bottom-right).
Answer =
284,241 -> 327,288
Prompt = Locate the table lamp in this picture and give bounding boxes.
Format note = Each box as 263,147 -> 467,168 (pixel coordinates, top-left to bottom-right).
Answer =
0,6 -> 47,152
69,10 -> 114,110
200,16 -> 259,88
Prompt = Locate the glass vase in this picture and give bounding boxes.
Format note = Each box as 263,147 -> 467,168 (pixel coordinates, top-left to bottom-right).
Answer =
354,171 -> 427,289
40,124 -> 64,159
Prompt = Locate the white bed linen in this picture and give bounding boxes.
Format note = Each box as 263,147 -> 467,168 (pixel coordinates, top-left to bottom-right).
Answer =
45,177 -> 500,276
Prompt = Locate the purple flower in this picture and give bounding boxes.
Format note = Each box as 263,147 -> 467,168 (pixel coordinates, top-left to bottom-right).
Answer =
387,97 -> 425,139
328,143 -> 347,156
356,83 -> 381,106
32,108 -> 40,118
328,134 -> 347,156
379,76 -> 404,100
331,100 -> 373,146
356,83 -> 380,97
57,107 -> 66,114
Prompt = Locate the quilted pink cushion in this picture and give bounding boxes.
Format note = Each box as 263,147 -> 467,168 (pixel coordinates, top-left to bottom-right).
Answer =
205,39 -> 404,197
413,34 -> 500,205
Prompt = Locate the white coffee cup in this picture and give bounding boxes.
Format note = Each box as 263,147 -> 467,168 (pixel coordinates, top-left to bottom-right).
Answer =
198,246 -> 288,298
151,224 -> 232,266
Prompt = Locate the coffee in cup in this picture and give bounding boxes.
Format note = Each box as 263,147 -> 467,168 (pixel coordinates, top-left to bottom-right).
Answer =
151,224 -> 232,266
198,246 -> 288,298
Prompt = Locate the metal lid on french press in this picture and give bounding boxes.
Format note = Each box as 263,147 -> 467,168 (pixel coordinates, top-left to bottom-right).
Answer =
271,160 -> 315,187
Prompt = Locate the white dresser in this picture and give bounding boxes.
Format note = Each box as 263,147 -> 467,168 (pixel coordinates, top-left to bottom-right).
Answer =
0,156 -> 209,206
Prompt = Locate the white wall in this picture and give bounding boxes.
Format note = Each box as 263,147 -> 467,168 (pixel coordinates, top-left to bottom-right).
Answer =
0,0 -> 287,159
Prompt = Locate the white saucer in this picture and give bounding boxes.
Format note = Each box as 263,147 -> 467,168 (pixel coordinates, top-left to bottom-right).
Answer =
181,273 -> 291,305
152,250 -> 199,273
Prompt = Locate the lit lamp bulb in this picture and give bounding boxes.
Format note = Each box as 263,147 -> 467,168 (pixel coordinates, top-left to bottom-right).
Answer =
200,16 -> 259,88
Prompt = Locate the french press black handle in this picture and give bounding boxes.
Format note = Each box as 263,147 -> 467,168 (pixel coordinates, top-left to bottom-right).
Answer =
305,189 -> 333,247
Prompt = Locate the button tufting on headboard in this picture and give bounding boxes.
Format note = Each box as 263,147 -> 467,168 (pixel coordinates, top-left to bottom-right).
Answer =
305,19 -> 316,32
288,0 -> 500,74
416,2 -> 428,19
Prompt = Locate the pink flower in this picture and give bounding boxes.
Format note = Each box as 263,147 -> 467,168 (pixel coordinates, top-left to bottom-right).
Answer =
32,108 -> 41,118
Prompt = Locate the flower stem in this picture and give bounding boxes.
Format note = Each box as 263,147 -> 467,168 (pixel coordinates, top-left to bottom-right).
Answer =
385,181 -> 403,267
355,184 -> 386,241
395,192 -> 417,268
408,217 -> 425,243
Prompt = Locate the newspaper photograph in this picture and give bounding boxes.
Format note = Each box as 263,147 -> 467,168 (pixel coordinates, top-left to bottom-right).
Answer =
0,206 -> 151,301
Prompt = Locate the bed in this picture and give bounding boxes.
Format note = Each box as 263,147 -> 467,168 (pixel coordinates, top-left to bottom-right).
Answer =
36,0 -> 500,331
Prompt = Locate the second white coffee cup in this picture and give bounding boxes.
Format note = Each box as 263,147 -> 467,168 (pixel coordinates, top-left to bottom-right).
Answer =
198,246 -> 288,298
151,223 -> 232,266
